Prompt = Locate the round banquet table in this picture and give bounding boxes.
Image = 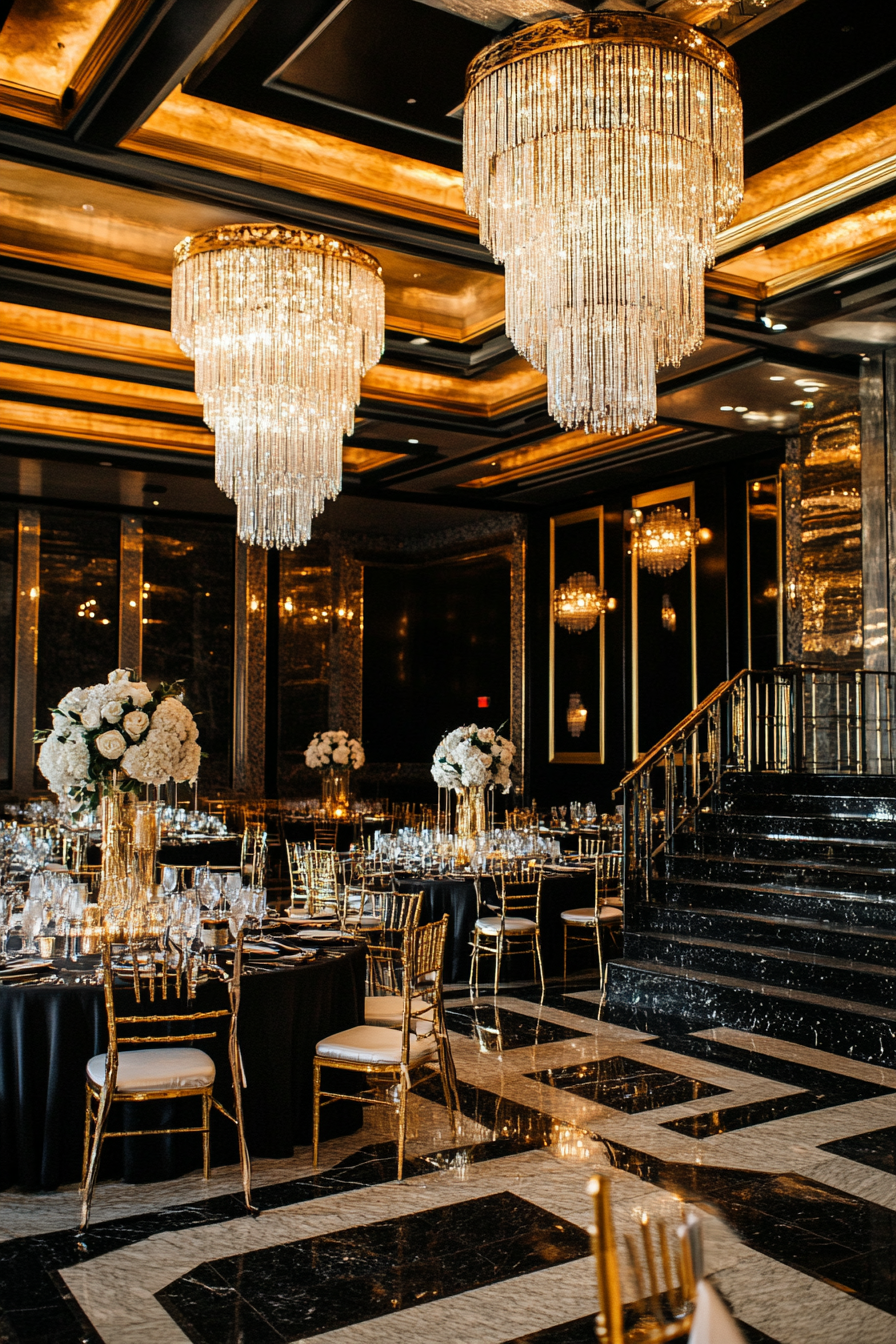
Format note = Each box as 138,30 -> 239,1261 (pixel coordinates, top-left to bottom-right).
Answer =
0,944 -> 365,1192
393,869 -> 595,983
86,836 -> 243,871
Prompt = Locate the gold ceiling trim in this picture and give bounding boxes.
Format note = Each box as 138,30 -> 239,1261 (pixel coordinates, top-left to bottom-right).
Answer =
466,12 -> 739,95
0,303 -> 192,371
359,357 -> 547,419
122,89 -> 473,236
342,446 -> 407,473
460,424 -> 682,488
0,361 -> 203,418
0,0 -> 153,128
1,399 -> 215,456
173,223 -> 383,276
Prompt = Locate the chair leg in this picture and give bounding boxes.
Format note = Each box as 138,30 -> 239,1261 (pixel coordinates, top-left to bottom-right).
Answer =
534,931 -> 545,994
228,1032 -> 256,1214
312,1060 -> 321,1167
596,921 -> 605,991
81,1085 -> 93,1187
80,1081 -> 113,1232
396,1073 -> 408,1182
493,934 -> 502,996
201,1092 -> 211,1179
563,925 -> 567,981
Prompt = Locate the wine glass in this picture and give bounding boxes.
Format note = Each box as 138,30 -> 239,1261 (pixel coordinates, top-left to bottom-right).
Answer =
0,888 -> 13,964
228,890 -> 249,941
224,871 -> 241,904
161,866 -> 179,898
21,895 -> 43,955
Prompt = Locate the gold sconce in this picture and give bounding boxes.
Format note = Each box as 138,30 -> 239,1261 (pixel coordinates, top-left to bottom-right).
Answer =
661,594 -> 677,633
566,693 -> 588,738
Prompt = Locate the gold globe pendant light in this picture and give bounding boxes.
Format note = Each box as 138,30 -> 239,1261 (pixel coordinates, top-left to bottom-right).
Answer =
463,6 -> 743,436
172,224 -> 385,549
553,571 -> 616,633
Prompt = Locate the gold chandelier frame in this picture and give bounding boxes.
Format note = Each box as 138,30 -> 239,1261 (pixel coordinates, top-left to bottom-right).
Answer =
173,223 -> 383,278
465,12 -> 739,96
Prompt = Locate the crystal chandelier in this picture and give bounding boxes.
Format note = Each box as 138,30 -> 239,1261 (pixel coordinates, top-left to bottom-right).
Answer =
567,693 -> 588,738
463,9 -> 743,435
632,504 -> 702,577
172,224 -> 385,549
553,571 -> 615,632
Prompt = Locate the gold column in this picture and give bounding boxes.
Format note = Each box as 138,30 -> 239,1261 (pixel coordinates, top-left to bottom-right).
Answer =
118,515 -> 143,675
12,510 -> 39,797
233,541 -> 267,795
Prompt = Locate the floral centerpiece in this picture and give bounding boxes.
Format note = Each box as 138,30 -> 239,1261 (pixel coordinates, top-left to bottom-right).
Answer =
36,668 -> 200,813
35,669 -> 201,927
304,730 -> 364,818
431,724 -> 516,841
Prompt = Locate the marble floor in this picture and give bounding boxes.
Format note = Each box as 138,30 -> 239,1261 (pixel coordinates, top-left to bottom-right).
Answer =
2,981 -> 896,1344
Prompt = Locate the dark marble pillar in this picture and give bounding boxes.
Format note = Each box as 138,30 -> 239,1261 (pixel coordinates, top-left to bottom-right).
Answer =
860,351 -> 896,672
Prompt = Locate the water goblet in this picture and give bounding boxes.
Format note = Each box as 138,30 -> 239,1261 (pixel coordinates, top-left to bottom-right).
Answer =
21,895 -> 43,954
224,871 -> 241,903
161,866 -> 179,898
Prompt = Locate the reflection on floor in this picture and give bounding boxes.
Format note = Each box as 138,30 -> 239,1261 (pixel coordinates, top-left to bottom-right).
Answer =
2,980 -> 896,1344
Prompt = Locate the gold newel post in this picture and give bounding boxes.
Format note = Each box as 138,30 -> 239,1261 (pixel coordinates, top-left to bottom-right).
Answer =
322,766 -> 351,819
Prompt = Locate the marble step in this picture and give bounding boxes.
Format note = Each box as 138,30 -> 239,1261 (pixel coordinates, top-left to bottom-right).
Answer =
624,927 -> 896,1007
716,791 -> 896,820
637,897 -> 896,965
656,873 -> 896,927
720,771 -> 896,799
677,822 -> 896,865
696,810 -> 896,843
668,842 -> 896,885
603,958 -> 896,1066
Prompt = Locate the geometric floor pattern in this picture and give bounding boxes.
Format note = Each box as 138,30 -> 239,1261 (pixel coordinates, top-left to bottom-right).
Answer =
2,984 -> 896,1344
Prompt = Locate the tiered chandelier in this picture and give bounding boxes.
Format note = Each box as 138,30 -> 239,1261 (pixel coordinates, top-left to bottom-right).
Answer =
553,571 -> 616,632
463,7 -> 743,436
632,504 -> 702,576
172,224 -> 385,549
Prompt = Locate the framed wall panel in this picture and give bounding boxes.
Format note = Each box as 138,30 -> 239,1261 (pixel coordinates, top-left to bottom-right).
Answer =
631,483 -> 697,761
549,506 -> 605,764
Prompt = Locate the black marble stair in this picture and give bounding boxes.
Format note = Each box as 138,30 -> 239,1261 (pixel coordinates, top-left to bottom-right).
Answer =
605,771 -> 896,1064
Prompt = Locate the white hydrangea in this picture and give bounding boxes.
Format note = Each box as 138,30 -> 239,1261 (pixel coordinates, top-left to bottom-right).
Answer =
37,729 -> 91,803
431,724 -> 516,793
304,729 -> 365,770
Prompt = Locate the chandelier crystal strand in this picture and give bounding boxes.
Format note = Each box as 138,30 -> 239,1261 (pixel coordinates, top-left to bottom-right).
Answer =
464,15 -> 743,435
172,226 -> 385,548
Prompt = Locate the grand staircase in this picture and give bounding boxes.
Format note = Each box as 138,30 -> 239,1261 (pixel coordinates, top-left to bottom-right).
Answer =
605,670 -> 896,1065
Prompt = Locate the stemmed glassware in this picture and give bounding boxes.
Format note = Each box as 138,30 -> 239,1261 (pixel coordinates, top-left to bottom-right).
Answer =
0,888 -> 14,964
20,895 -> 43,955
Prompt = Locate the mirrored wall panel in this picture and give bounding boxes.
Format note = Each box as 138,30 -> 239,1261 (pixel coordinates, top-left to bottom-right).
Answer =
549,507 -> 606,764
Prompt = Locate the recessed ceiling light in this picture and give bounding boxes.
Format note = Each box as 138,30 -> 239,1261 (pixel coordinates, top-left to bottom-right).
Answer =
99,460 -> 113,466
407,98 -> 416,104
734,405 -> 748,412
790,399 -> 805,406
769,376 -> 785,382
771,322 -> 788,331
720,405 -> 734,411
82,203 -> 94,213
408,438 -> 419,444
409,336 -> 430,345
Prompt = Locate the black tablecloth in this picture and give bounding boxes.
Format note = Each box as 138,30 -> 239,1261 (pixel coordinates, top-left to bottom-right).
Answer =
394,871 -> 594,983
85,837 -> 243,870
0,944 -> 366,1191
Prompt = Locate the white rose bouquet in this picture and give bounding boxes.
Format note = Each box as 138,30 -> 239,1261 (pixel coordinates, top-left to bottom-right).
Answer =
304,730 -> 365,771
35,668 -> 201,813
431,723 -> 515,793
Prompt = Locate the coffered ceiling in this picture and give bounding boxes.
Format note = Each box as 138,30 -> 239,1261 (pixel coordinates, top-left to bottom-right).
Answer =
1,0 -> 895,519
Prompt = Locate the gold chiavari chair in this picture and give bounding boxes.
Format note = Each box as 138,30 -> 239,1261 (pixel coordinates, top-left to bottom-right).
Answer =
364,890 -> 422,994
313,819 -> 339,851
286,840 -> 310,908
240,824 -> 267,885
470,864 -> 545,994
579,834 -> 606,859
304,848 -> 340,917
587,1174 -> 702,1343
313,916 -> 455,1180
561,852 -> 623,984
80,933 -> 254,1230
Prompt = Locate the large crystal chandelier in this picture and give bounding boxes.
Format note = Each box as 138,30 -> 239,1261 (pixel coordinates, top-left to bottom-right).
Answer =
553,571 -> 615,632
463,8 -> 743,435
632,504 -> 701,576
172,224 -> 385,549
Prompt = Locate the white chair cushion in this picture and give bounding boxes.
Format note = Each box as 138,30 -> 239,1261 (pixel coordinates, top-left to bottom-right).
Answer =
475,916 -> 536,933
561,906 -> 624,925
316,1025 -> 437,1065
87,1047 -> 215,1093
364,994 -> 432,1032
349,915 -> 383,928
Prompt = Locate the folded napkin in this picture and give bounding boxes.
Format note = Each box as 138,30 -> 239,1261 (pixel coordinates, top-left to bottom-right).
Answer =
689,1281 -> 746,1344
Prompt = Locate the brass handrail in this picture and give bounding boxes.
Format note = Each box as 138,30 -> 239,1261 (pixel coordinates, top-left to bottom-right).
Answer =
617,669 -> 748,791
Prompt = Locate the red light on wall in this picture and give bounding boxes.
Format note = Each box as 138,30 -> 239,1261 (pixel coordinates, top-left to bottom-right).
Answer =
477,696 -> 490,708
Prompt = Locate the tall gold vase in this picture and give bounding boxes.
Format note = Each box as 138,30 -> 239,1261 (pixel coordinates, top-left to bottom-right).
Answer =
455,785 -> 486,842
99,791 -> 160,931
321,766 -> 351,819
